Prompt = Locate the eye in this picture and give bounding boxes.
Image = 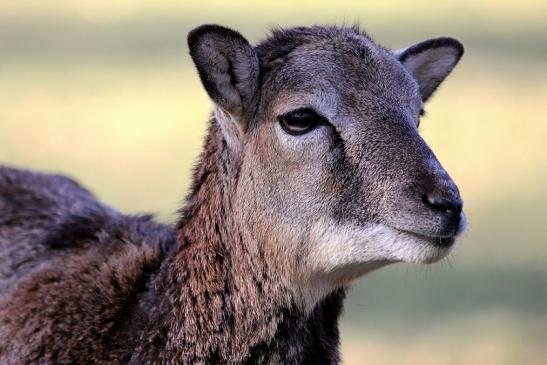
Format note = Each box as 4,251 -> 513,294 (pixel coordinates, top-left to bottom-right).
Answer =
278,108 -> 326,136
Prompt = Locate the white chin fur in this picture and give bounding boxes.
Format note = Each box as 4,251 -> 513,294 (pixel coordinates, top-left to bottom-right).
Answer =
307,220 -> 455,278
294,220 -> 457,313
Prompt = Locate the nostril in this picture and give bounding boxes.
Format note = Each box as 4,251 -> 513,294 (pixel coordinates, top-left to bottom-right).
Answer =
423,193 -> 463,216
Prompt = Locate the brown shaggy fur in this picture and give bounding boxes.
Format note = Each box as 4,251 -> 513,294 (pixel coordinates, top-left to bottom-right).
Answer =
0,123 -> 344,364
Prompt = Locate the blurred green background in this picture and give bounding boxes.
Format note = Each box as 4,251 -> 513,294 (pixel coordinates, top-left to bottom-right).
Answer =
1,1 -> 546,364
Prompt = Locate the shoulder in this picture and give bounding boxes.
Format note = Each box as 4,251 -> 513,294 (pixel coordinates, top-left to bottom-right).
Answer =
0,164 -> 176,295
0,164 -> 100,216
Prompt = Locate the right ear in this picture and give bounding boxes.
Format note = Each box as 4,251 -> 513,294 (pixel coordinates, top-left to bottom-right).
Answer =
188,24 -> 260,124
394,37 -> 464,102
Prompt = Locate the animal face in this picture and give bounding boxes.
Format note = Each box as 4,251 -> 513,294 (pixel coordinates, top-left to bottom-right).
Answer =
189,25 -> 465,291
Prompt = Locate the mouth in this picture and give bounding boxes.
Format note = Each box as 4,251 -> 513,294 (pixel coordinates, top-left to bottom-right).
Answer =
399,230 -> 457,247
384,226 -> 460,264
388,212 -> 466,254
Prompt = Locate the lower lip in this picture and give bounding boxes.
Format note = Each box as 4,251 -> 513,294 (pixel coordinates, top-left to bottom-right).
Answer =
429,236 -> 456,247
400,229 -> 456,247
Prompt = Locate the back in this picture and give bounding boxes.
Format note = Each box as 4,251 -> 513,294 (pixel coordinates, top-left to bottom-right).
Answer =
0,165 -> 177,363
0,165 -> 175,297
0,166 -> 111,295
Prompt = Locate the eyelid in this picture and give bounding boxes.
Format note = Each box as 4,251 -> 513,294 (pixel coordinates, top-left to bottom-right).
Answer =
282,107 -> 324,119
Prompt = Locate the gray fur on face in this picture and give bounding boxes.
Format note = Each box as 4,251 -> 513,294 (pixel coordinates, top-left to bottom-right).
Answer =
190,25 -> 466,294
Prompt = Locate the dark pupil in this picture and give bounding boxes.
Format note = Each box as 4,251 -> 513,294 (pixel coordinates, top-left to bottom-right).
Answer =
288,112 -> 313,128
279,109 -> 320,135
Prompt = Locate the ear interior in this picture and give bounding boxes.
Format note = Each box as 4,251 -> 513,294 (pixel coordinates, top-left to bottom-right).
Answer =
396,38 -> 464,101
188,25 -> 259,119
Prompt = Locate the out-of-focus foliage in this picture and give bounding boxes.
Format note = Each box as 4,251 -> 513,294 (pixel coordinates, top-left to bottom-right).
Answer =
1,1 -> 546,364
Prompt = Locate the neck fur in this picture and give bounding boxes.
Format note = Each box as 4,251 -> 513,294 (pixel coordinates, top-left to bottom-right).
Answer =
132,120 -> 345,364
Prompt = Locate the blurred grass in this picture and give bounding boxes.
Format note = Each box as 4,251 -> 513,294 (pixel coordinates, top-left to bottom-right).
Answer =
1,1 -> 546,364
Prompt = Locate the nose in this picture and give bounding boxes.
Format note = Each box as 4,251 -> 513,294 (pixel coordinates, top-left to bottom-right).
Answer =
423,186 -> 463,223
424,192 -> 463,216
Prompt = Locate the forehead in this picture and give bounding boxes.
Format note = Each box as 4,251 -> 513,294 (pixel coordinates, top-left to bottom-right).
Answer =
257,28 -> 420,113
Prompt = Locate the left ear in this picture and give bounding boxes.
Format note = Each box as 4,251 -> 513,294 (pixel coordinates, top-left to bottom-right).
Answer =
188,24 -> 260,121
395,38 -> 464,102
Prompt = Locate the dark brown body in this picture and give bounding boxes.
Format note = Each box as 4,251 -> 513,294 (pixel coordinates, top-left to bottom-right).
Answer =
0,122 -> 344,364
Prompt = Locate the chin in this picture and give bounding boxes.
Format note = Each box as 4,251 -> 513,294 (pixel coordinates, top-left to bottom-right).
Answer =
385,227 -> 457,264
308,221 -> 460,280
